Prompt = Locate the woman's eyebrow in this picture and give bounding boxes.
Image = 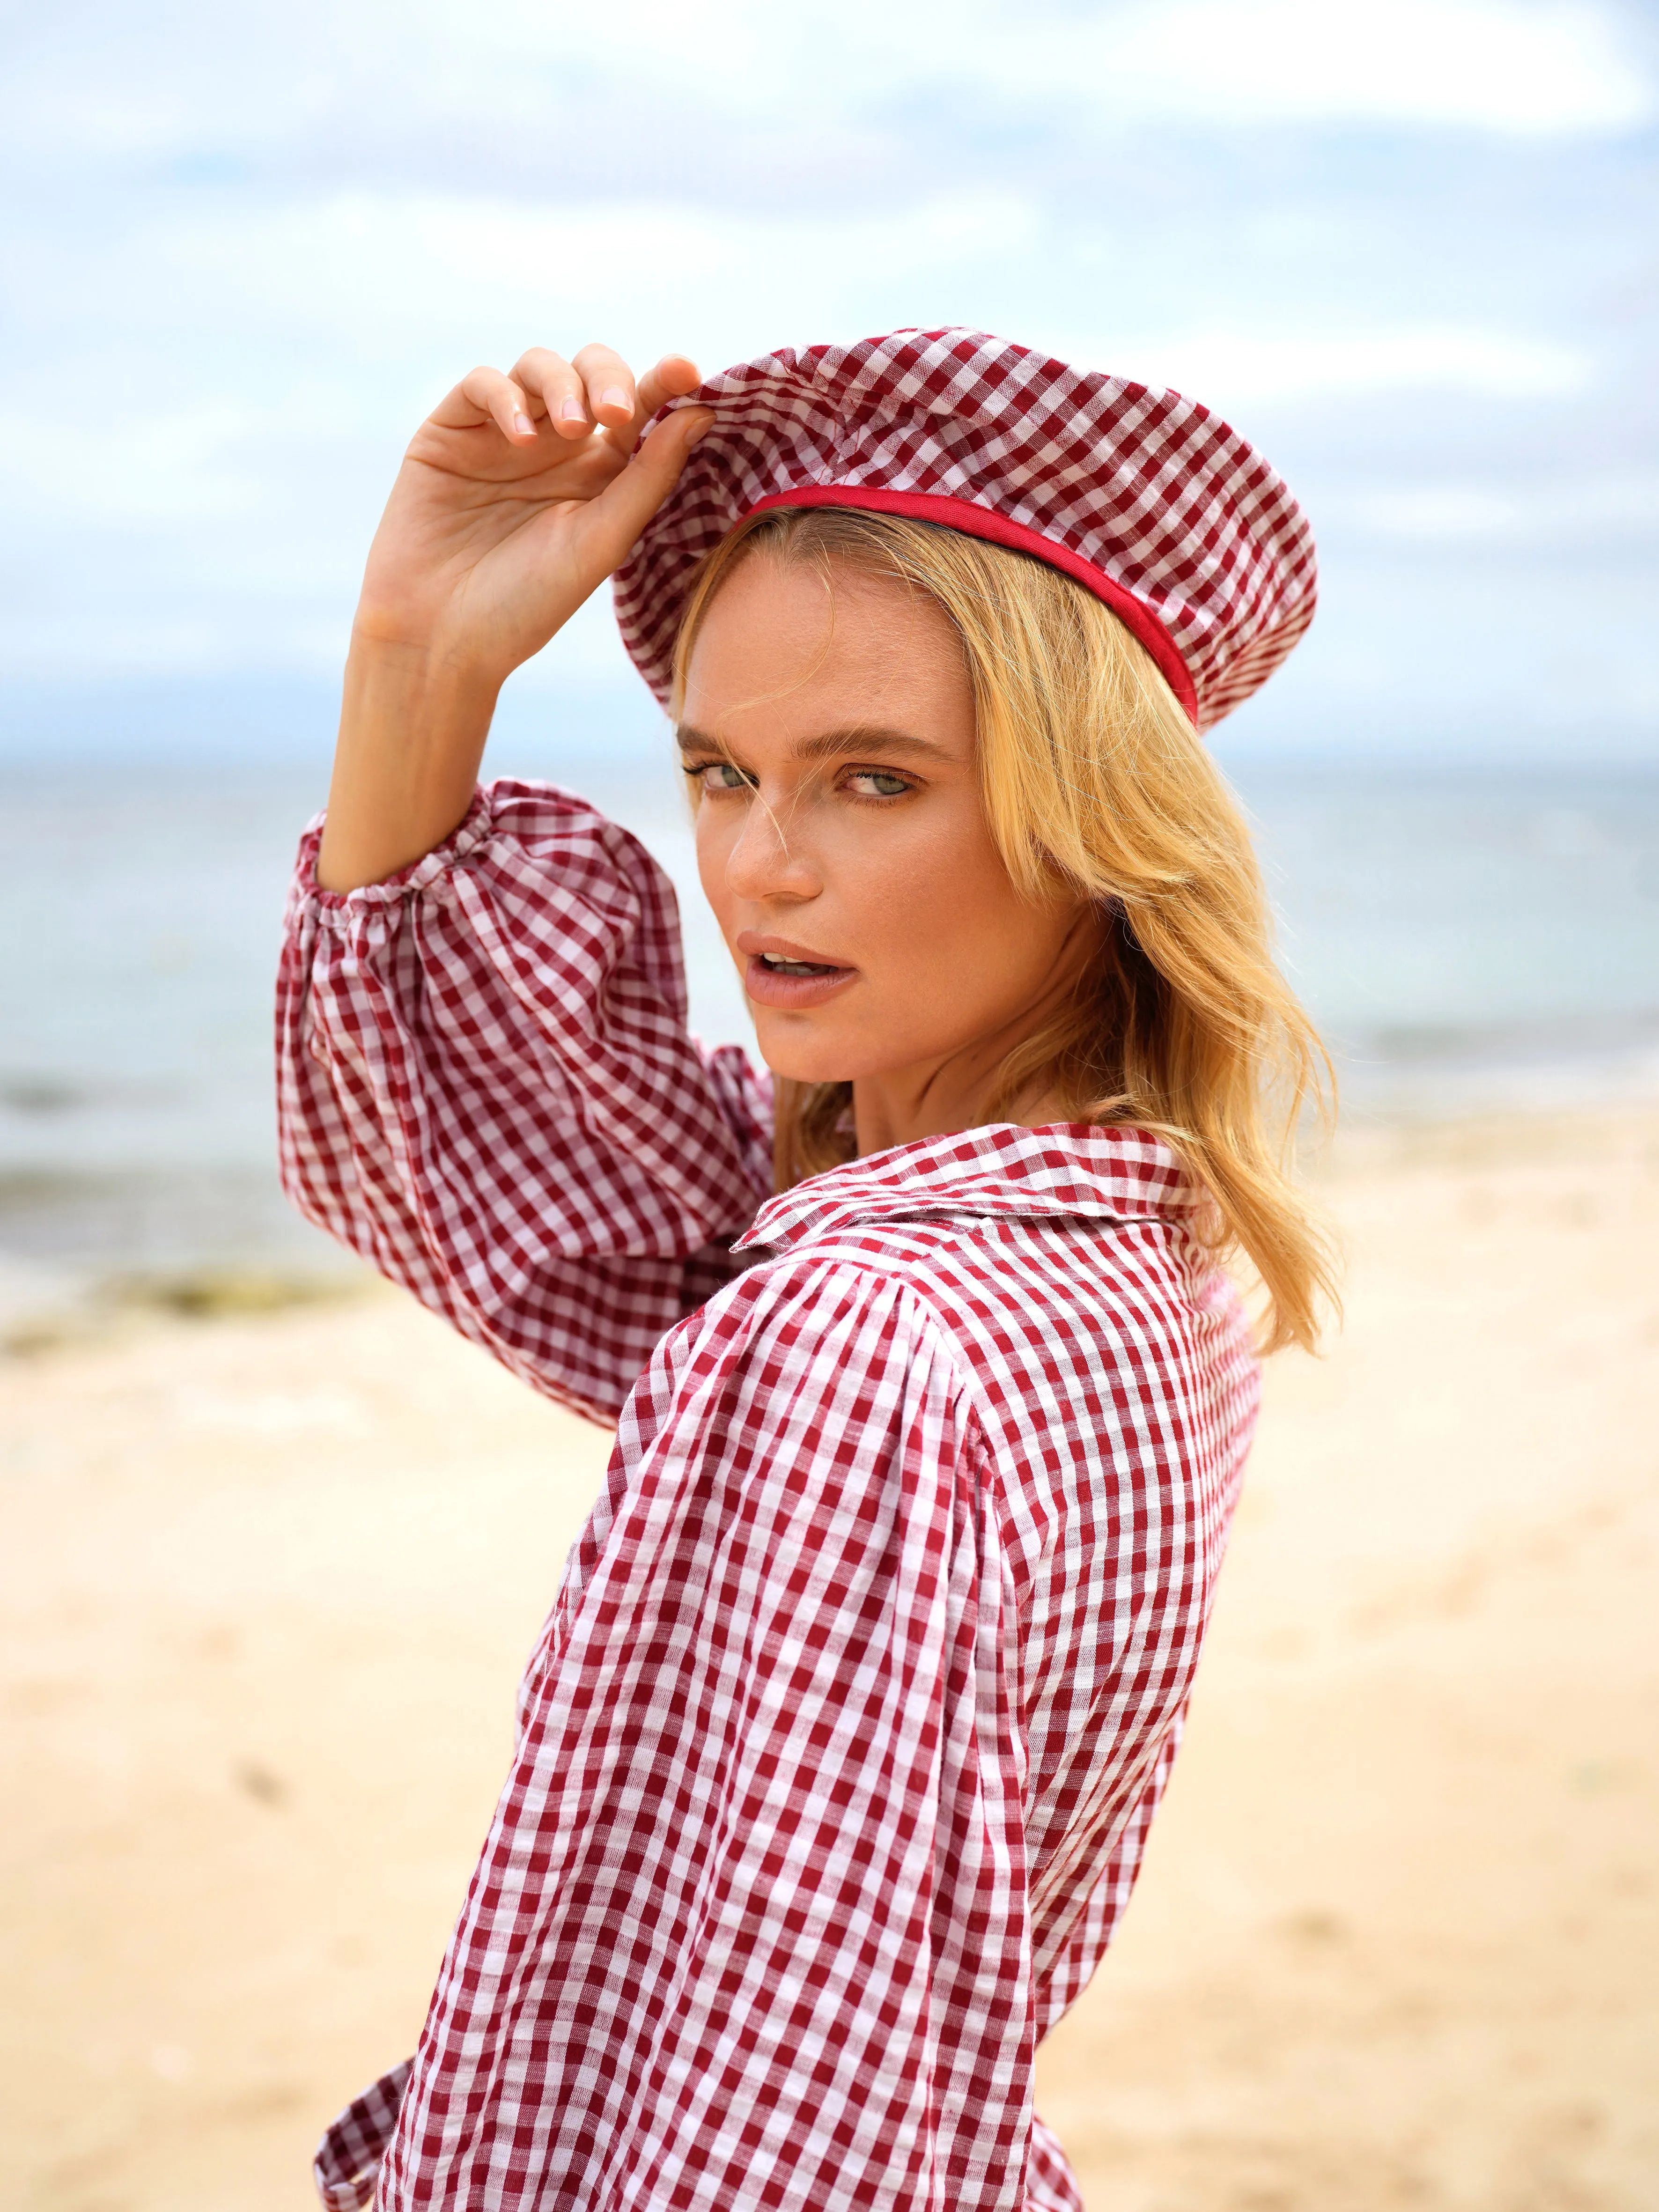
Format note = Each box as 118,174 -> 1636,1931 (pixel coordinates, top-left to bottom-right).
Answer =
676,723 -> 953,765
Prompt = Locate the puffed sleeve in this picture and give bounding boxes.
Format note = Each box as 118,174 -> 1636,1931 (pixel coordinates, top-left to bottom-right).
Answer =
367,1257 -> 1051,2212
275,779 -> 774,1424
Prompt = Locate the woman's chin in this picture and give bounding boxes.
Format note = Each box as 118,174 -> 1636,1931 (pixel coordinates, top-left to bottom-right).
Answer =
751,1016 -> 863,1088
752,1013 -> 845,1079
758,1052 -> 856,1086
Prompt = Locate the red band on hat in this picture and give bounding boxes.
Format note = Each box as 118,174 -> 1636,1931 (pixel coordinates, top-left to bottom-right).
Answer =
742,485 -> 1201,726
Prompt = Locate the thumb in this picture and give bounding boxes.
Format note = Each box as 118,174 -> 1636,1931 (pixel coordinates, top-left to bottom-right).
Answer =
580,406 -> 716,570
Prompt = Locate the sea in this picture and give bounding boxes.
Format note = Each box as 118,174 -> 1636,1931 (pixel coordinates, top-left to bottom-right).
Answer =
2,728 -> 1656,1336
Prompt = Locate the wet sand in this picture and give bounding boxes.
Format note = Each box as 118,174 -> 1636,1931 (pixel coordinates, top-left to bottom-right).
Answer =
3,1108 -> 1656,2211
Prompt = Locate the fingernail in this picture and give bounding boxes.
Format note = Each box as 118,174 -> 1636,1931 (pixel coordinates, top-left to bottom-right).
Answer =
687,409 -> 716,446
600,385 -> 631,413
560,397 -> 585,422
513,412 -> 535,436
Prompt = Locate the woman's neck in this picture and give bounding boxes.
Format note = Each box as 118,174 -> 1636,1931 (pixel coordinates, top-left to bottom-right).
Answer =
848,914 -> 1099,1158
851,1057 -> 1075,1158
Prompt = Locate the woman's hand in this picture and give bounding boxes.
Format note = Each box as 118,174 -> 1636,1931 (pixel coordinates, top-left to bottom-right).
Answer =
317,344 -> 712,892
355,344 -> 711,685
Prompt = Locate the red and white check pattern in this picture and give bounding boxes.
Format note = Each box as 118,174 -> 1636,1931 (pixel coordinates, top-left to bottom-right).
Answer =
279,782 -> 1260,2212
613,327 -> 1317,733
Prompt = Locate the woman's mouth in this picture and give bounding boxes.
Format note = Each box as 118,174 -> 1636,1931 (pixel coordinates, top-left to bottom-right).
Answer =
744,950 -> 858,1010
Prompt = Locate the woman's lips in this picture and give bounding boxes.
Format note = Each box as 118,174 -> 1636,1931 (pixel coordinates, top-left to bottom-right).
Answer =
744,951 -> 858,1009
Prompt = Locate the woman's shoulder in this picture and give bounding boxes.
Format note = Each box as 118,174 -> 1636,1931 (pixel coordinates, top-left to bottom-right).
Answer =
729,1122 -> 1237,1353
652,1121 -> 1258,1467
627,1238 -> 973,1434
673,1236 -> 963,1371
655,1200 -> 1237,1411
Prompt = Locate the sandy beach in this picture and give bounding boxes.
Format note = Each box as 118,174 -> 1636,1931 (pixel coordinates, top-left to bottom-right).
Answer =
3,1106 -> 1655,2212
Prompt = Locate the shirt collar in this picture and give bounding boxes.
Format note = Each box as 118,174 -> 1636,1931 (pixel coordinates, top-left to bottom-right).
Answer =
735,1121 -> 1199,1256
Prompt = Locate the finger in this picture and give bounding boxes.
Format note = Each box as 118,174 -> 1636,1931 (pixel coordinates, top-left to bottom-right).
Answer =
571,341 -> 639,430
509,347 -> 590,441
453,364 -> 539,444
575,405 -> 716,570
635,353 -> 702,420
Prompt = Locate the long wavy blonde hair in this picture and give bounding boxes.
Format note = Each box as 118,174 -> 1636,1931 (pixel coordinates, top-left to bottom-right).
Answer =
670,505 -> 1337,1353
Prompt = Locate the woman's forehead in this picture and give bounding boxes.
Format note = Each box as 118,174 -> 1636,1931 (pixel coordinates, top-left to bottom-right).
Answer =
683,560 -> 968,719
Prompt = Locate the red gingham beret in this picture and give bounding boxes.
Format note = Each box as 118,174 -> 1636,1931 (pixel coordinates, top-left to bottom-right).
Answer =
612,327 -> 1317,733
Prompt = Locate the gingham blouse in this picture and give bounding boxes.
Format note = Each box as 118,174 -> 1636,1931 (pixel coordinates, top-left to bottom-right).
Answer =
277,781 -> 1260,2212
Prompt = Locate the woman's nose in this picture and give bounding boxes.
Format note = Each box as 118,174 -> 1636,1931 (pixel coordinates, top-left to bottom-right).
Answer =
723,790 -> 821,903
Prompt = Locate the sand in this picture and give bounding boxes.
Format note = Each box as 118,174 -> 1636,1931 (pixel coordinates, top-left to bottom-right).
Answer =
3,1108 -> 1656,2212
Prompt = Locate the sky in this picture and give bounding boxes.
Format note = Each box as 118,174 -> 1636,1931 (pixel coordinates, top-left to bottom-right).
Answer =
1,0 -> 1655,763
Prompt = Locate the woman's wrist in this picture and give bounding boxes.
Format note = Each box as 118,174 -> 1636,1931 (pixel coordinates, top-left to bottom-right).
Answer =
342,622 -> 505,713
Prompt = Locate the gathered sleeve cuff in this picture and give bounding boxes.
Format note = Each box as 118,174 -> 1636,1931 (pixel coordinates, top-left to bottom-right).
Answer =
275,779 -> 774,1424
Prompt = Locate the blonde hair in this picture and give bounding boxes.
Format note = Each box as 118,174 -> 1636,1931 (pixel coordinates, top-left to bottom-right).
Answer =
670,506 -> 1338,1353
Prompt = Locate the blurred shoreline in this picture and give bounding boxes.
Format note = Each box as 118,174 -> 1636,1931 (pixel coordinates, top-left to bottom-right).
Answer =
3,746 -> 1656,1349
2,1083 -> 1653,1363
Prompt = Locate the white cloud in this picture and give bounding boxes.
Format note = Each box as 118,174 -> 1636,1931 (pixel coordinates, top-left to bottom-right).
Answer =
451,0 -> 1654,137
0,401 -> 270,526
0,167 -> 1609,689
3,189 -> 1040,376
0,0 -> 1648,726
2,0 -> 1649,162
1064,324 -> 1596,404
1034,0 -> 1652,135
1346,474 -> 1659,544
7,182 -> 1587,464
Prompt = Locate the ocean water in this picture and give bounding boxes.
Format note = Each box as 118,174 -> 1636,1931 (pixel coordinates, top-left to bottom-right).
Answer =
1,748 -> 1656,1314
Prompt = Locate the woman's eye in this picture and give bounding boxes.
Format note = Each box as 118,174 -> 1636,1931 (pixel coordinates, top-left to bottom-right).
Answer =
848,770 -> 911,799
686,760 -> 754,792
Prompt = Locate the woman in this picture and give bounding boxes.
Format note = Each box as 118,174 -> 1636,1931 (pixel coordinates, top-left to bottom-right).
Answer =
284,328 -> 1333,2212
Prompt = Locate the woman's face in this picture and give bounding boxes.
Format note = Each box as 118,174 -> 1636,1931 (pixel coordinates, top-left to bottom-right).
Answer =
680,554 -> 1100,1150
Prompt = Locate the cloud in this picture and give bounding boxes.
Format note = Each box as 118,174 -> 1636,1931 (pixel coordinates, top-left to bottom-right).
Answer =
460,0 -> 1656,139
3,0 -> 1650,175
0,190 -> 1049,533
1061,324 -> 1597,406
2,178 -> 1588,554
0,401 -> 274,527
1343,473 -> 1659,545
0,0 -> 1650,745
1031,0 -> 1653,135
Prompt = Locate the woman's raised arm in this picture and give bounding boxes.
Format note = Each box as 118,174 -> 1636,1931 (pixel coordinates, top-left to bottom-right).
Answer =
317,343 -> 712,892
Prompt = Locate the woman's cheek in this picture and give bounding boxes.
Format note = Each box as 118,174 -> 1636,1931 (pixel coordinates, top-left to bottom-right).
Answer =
846,813 -> 979,934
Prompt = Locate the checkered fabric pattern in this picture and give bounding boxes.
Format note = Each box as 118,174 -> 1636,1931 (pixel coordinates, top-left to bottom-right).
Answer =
612,327 -> 1317,732
278,782 -> 773,1426
313,2062 -> 411,2212
279,782 -> 1260,2211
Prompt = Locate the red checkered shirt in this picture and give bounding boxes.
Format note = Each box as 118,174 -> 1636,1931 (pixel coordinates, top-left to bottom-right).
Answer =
277,781 -> 1260,2212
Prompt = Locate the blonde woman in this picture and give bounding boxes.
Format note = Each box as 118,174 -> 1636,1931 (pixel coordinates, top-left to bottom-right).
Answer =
284,329 -> 1333,2212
